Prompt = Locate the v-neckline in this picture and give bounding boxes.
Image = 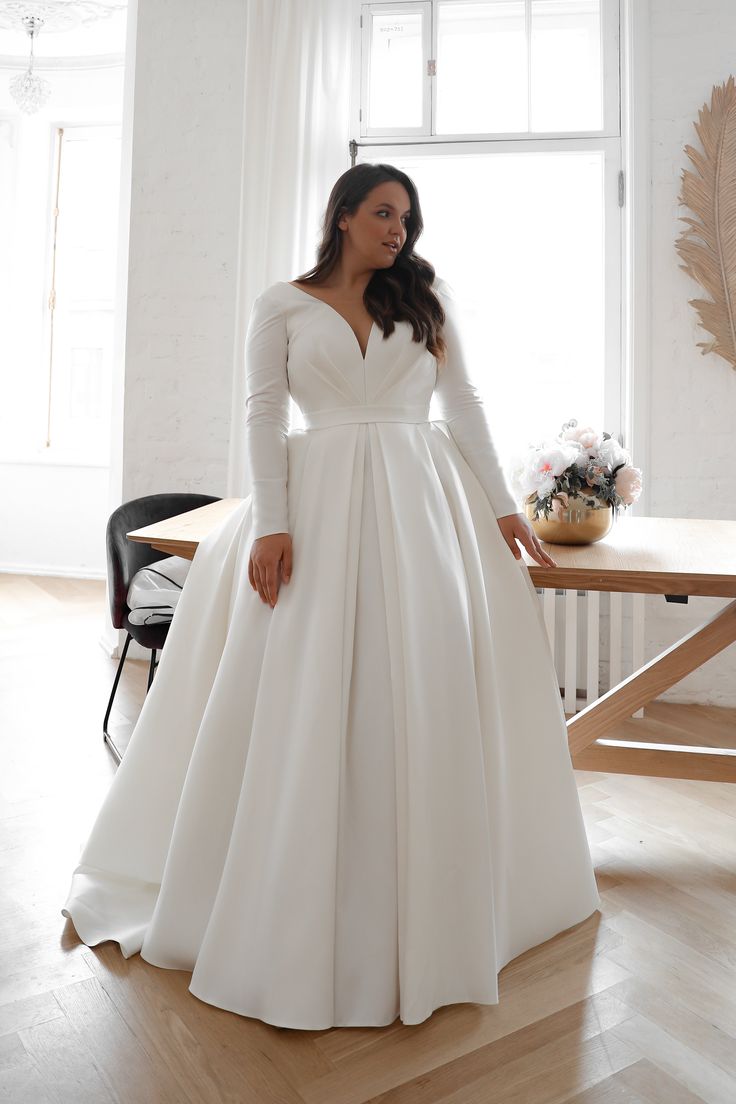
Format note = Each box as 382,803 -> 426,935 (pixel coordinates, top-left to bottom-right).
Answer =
285,281 -> 376,362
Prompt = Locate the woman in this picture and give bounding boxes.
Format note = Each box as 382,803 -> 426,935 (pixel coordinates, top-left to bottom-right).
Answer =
62,163 -> 601,1030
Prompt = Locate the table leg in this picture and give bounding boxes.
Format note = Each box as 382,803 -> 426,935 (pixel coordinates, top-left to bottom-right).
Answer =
567,597 -> 736,782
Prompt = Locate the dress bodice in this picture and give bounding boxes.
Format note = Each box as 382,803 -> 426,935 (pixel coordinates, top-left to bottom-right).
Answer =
275,281 -> 440,423
243,276 -> 519,538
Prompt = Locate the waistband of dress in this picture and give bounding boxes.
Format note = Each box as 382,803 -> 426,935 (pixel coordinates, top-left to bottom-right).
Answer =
302,404 -> 431,430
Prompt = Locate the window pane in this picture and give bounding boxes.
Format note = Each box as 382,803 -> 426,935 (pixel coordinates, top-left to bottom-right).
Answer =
436,2 -> 527,135
0,120 -> 23,449
367,8 -> 425,129
531,0 -> 602,131
361,151 -> 606,467
56,132 -> 121,302
50,127 -> 120,453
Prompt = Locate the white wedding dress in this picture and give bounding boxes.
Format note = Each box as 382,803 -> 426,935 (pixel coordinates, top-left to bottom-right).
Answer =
61,277 -> 601,1029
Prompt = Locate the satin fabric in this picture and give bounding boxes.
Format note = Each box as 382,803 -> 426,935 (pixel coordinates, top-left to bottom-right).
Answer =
62,279 -> 600,1029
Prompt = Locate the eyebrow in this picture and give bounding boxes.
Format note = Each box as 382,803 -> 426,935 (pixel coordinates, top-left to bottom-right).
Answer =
374,202 -> 412,215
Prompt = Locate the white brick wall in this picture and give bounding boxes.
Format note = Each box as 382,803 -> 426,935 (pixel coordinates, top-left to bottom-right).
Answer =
645,0 -> 736,704
122,0 -> 247,503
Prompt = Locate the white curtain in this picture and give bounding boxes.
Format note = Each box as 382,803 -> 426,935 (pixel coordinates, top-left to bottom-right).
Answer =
227,0 -> 354,496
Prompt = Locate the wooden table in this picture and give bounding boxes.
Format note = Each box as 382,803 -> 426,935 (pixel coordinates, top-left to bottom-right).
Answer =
128,506 -> 736,783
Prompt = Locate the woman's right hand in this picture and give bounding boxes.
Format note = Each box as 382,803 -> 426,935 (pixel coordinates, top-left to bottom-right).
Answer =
248,533 -> 293,608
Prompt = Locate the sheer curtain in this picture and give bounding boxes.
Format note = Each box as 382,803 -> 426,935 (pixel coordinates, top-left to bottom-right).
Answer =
227,0 -> 353,496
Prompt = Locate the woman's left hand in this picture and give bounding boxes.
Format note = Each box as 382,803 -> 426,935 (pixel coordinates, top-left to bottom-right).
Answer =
497,512 -> 558,567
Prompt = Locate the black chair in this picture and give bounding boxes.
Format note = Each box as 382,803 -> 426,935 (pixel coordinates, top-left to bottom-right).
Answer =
103,492 -> 220,763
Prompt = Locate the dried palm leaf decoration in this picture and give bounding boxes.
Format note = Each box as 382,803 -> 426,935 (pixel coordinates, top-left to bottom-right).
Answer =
675,75 -> 736,369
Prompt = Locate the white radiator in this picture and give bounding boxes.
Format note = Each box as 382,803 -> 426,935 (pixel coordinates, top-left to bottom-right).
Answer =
535,588 -> 646,718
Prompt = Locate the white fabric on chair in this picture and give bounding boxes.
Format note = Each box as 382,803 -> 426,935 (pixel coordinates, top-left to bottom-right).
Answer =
126,555 -> 192,626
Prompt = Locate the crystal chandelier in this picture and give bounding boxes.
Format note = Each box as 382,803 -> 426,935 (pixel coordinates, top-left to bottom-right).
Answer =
1,1 -> 127,113
9,13 -> 50,114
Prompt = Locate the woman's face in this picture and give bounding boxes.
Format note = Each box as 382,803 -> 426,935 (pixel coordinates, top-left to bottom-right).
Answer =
337,181 -> 412,269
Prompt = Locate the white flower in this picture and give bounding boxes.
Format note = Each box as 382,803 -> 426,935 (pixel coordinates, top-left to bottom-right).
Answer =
538,444 -> 577,478
560,423 -> 602,450
536,474 -> 557,498
519,444 -> 577,498
597,436 -> 630,470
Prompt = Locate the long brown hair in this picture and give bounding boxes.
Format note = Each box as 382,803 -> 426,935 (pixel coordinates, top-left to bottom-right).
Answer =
294,163 -> 447,363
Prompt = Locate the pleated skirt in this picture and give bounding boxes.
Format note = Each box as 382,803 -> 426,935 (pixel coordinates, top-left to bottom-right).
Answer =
62,421 -> 601,1029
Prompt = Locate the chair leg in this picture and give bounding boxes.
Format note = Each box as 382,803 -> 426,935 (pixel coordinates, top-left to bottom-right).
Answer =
147,648 -> 157,692
103,631 -> 132,764
103,635 -> 161,763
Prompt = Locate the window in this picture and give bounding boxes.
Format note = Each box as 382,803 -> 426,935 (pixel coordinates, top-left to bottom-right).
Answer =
355,0 -> 622,463
0,121 -> 121,462
46,124 -> 121,458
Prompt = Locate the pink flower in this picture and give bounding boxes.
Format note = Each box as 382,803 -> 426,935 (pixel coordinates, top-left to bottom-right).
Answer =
578,429 -> 602,450
561,424 -> 602,451
614,465 -> 643,505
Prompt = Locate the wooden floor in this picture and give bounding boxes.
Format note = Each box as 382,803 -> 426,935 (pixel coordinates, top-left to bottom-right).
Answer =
2,573 -> 736,1104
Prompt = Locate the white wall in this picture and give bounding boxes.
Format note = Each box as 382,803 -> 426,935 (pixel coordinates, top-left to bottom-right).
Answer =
642,0 -> 736,704
121,0 -> 247,504
1,461 -> 110,576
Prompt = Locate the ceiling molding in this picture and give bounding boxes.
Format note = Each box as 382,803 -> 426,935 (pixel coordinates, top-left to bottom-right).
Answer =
0,51 -> 123,68
0,2 -> 126,32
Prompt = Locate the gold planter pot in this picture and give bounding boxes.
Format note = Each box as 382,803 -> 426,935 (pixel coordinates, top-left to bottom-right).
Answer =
524,493 -> 614,545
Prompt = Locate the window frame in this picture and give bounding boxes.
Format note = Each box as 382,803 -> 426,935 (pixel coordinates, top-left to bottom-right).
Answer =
361,1 -> 433,137
359,0 -> 621,142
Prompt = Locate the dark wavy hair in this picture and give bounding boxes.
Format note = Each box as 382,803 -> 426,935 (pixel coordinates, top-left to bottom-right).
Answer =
294,163 -> 447,363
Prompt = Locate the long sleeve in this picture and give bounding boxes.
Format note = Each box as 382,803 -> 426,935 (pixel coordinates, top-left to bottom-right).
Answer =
433,279 -> 519,520
244,292 -> 291,539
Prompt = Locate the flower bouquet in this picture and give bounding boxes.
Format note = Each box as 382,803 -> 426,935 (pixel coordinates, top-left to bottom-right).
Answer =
510,419 -> 643,545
